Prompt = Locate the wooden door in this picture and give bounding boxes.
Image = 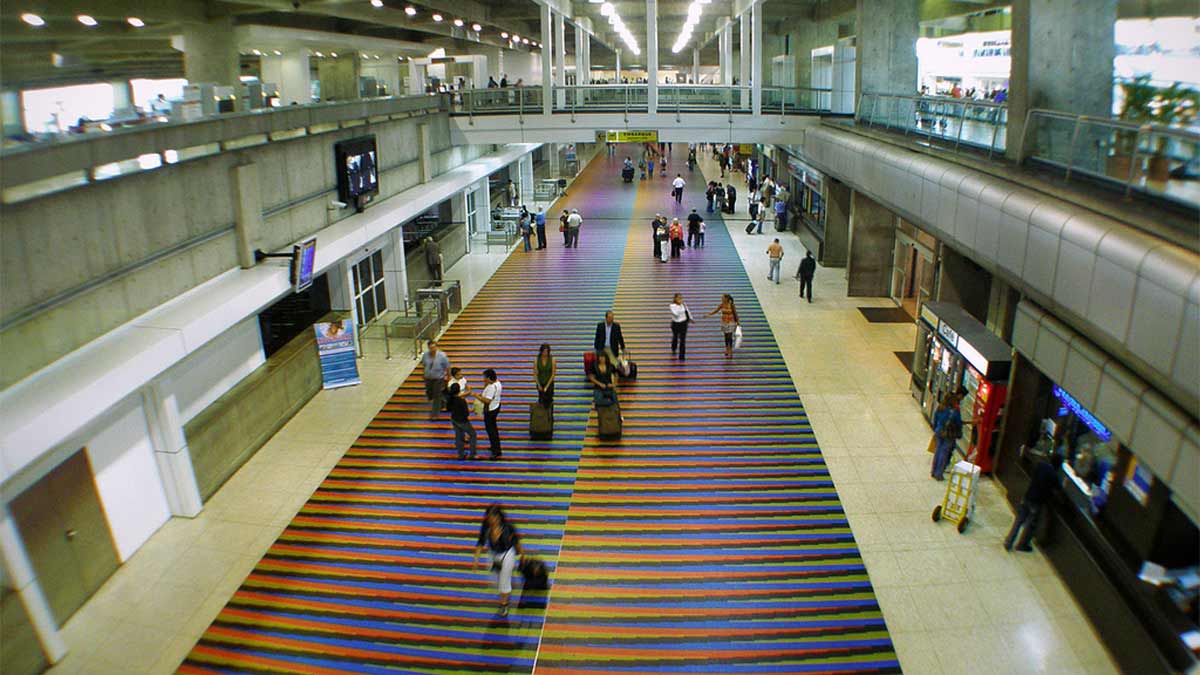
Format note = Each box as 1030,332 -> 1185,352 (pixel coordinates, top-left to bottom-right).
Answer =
10,450 -> 120,625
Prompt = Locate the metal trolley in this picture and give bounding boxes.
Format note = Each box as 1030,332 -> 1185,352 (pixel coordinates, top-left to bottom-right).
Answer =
931,460 -> 981,534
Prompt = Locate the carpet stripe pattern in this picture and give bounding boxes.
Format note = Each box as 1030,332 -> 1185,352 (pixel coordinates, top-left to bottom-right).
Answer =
179,149 -> 898,674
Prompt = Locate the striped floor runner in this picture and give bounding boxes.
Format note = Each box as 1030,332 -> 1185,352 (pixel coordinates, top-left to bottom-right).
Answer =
179,149 -> 898,674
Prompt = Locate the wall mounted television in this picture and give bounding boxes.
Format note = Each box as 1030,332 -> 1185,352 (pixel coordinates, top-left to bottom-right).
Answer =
335,135 -> 379,206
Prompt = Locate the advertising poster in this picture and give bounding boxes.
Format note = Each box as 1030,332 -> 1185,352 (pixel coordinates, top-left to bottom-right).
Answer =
314,320 -> 361,389
1123,456 -> 1153,507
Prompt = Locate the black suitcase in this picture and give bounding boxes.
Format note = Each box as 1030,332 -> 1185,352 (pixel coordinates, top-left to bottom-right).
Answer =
775,218 -> 787,232
529,403 -> 553,439
597,405 -> 622,439
745,222 -> 757,234
521,557 -> 549,590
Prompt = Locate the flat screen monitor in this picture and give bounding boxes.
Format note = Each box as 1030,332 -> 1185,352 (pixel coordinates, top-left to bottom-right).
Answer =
292,238 -> 318,292
335,136 -> 379,203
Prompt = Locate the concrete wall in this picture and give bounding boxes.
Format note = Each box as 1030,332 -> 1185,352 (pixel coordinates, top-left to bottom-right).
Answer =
846,190 -> 896,296
0,111 -> 485,389
317,56 -> 361,101
855,0 -> 919,96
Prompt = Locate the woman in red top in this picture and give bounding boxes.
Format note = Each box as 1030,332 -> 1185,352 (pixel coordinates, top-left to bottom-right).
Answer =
669,218 -> 684,258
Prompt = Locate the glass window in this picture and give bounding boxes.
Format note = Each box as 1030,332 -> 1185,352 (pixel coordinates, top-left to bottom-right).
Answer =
353,250 -> 387,326
22,83 -> 115,134
129,78 -> 187,112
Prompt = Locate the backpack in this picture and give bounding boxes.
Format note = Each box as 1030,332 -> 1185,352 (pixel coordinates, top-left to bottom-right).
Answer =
940,416 -> 963,440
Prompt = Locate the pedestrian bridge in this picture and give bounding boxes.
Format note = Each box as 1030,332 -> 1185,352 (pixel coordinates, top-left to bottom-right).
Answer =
448,84 -> 850,144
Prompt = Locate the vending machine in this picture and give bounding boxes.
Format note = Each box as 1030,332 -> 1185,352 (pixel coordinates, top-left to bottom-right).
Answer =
910,302 -> 1012,472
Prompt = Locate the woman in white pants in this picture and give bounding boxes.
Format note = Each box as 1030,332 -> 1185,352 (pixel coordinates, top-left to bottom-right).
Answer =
474,504 -> 525,616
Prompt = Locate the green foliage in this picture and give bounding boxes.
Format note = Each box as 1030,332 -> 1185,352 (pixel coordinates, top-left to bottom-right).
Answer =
1115,76 -> 1198,155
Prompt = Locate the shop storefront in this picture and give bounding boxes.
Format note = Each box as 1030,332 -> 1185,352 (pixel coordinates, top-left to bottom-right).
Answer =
910,302 -> 1012,473
998,302 -> 1199,675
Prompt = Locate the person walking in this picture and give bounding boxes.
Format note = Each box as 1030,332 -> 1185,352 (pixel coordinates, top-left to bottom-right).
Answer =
560,209 -> 570,246
1004,452 -> 1064,552
474,505 -> 526,616
672,174 -> 686,204
686,210 -> 703,248
447,383 -> 478,460
480,369 -> 503,459
669,292 -> 692,361
748,190 -> 760,221
930,389 -> 967,480
756,194 -> 770,234
421,340 -> 451,420
774,195 -> 788,231
519,209 -> 533,252
766,238 -> 785,284
705,182 -> 716,213
697,219 -> 706,248
669,218 -> 684,258
566,209 -> 583,248
796,250 -> 816,302
534,343 -> 556,411
534,207 -> 547,250
588,351 -> 620,409
708,294 -> 740,358
424,236 -> 443,281
506,179 -> 518,206
593,311 -> 626,364
725,183 -> 737,214
651,214 -> 664,260
645,147 -> 656,179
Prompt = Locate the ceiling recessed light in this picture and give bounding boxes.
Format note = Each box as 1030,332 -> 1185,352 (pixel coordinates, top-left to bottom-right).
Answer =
21,13 -> 45,26
500,31 -> 509,38
331,52 -> 338,57
371,0 -> 384,6
404,5 -> 416,15
251,49 -> 262,55
127,17 -> 145,27
472,23 -> 482,32
315,51 -> 324,57
512,34 -> 520,42
273,50 -> 282,55
77,15 -> 98,27
432,13 -> 443,21
453,18 -> 464,27
522,37 -> 529,44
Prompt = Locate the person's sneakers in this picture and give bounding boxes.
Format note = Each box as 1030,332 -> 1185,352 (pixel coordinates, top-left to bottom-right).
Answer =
499,603 -> 509,617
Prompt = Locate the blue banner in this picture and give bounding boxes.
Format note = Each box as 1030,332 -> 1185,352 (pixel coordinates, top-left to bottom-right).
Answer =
314,320 -> 361,389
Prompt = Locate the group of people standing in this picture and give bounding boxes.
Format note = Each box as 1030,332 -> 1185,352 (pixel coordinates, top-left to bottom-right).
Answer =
650,209 -> 706,263
705,181 -> 737,214
746,175 -> 790,234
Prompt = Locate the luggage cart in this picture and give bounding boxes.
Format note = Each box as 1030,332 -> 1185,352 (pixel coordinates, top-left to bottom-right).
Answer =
931,460 -> 980,534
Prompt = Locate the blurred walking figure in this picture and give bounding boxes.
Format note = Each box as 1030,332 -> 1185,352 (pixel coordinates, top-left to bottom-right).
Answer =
707,294 -> 740,358
474,505 -> 526,616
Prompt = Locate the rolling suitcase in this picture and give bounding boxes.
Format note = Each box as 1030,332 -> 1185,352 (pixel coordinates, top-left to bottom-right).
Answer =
597,405 -> 622,439
745,221 -> 757,235
521,557 -> 549,590
529,403 -> 553,439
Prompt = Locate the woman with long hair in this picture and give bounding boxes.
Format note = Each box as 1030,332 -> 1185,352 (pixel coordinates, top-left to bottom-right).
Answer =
588,351 -> 619,408
534,343 -> 556,410
474,504 -> 525,616
708,293 -> 740,358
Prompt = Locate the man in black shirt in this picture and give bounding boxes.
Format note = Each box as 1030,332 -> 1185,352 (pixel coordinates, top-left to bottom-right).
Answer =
796,251 -> 817,303
446,383 -> 477,460
1004,453 -> 1064,552
593,311 -> 626,363
686,210 -> 703,248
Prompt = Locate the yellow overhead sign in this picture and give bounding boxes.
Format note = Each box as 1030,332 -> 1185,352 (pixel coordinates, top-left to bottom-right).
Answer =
605,130 -> 658,143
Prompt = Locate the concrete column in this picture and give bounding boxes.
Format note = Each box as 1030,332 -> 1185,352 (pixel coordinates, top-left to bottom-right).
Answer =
180,17 -> 240,88
417,123 -> 432,183
738,16 -> 749,106
1007,0 -> 1117,163
260,52 -> 312,105
938,245 -> 992,323
692,48 -> 700,83
231,162 -> 261,269
647,0 -> 659,113
855,0 -> 918,97
360,58 -> 401,97
0,510 -> 67,664
476,179 -> 492,235
574,20 -> 586,85
555,12 -> 566,108
616,48 -> 622,82
141,386 -> 203,517
751,3 -> 763,115
549,143 -> 561,177
519,154 -> 535,205
542,4 -> 553,116
717,28 -> 725,83
111,80 -> 132,112
793,21 -> 838,95
317,55 -> 361,101
847,190 -> 897,296
407,60 -> 425,94
823,178 -> 850,267
1,90 -> 25,136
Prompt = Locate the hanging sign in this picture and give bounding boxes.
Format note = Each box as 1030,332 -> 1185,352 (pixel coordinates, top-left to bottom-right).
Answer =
606,130 -> 658,143
314,320 -> 361,389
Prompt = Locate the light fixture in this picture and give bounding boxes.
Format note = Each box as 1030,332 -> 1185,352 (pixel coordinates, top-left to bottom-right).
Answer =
600,2 -> 614,16
273,49 -> 282,55
453,18 -> 464,27
371,0 -> 384,6
472,23 -> 482,32
77,15 -> 98,27
522,37 -> 529,44
315,51 -> 324,57
251,49 -> 262,56
331,51 -> 338,57
512,33 -> 520,42
374,54 -> 381,59
432,13 -> 443,21
21,13 -> 45,26
127,17 -> 145,27
404,5 -> 416,15
500,31 -> 509,38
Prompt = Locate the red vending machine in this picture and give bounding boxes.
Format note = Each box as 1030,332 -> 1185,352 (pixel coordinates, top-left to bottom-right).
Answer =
910,302 -> 1012,472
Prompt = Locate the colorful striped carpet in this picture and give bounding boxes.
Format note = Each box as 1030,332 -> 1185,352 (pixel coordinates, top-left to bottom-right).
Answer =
179,148 -> 899,674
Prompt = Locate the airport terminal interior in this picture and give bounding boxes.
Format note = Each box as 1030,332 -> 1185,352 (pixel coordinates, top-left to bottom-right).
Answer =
1,1 -> 1198,674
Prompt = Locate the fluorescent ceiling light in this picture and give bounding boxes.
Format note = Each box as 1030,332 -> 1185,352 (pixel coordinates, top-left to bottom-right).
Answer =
21,13 -> 45,27
127,17 -> 145,27
77,15 -> 98,27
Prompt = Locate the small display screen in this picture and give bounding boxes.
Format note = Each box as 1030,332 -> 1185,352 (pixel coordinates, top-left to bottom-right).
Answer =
293,238 -> 317,292
335,136 -> 379,202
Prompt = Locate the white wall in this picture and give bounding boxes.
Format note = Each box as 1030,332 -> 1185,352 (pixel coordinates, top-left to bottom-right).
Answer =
502,51 -> 543,85
160,317 -> 264,424
361,60 -> 402,97
84,398 -> 170,561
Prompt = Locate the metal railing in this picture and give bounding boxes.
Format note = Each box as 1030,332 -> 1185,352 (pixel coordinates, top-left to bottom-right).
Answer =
454,84 -> 834,121
1020,109 -> 1199,211
856,92 -> 1009,158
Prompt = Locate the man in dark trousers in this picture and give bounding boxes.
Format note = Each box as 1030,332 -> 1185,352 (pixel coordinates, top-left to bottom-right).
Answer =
686,210 -> 703,248
593,311 -> 626,363
651,214 -> 664,260
796,250 -> 816,303
1004,452 -> 1064,552
725,183 -> 737,214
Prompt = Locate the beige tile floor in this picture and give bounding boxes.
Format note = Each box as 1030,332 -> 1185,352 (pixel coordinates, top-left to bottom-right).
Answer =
45,154 -> 1121,675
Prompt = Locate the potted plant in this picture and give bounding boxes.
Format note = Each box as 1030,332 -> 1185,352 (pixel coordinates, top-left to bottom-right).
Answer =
1109,75 -> 1156,180
1111,76 -> 1199,182
1145,82 -> 1197,182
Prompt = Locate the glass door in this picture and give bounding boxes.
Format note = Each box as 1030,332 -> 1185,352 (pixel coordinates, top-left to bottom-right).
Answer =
352,250 -> 387,326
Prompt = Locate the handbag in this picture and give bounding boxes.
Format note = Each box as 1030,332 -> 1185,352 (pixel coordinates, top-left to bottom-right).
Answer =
926,435 -> 938,454
473,399 -> 486,416
733,325 -> 744,350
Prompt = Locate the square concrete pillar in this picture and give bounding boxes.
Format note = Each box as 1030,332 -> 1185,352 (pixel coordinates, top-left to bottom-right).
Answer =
847,189 -> 897,296
823,178 -> 851,267
855,0 -> 918,97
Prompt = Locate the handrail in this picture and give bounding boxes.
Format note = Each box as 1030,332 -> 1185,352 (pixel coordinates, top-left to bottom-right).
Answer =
857,92 -> 1009,159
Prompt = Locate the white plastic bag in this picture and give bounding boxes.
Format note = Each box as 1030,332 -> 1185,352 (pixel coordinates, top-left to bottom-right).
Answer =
733,325 -> 744,350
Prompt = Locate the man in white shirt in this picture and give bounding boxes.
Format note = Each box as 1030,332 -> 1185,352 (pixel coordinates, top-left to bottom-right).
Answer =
671,174 -> 686,204
480,368 -> 503,459
669,293 -> 692,361
566,209 -> 583,248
